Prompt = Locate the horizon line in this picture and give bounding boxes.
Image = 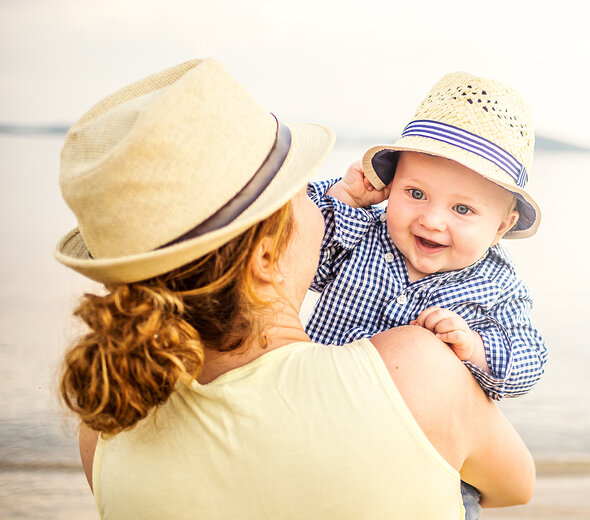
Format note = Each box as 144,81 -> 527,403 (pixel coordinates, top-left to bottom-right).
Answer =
1,123 -> 588,152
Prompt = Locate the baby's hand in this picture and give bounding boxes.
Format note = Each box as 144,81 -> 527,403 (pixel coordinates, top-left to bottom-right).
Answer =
326,160 -> 390,208
411,306 -> 483,362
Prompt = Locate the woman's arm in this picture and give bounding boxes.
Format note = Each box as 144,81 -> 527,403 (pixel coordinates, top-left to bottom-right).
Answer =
371,325 -> 535,507
79,423 -> 100,492
460,401 -> 535,507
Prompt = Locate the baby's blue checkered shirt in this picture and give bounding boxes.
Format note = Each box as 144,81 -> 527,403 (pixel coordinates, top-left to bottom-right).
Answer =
306,179 -> 548,400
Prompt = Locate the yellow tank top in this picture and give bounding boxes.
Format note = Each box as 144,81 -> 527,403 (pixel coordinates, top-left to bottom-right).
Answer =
93,339 -> 464,519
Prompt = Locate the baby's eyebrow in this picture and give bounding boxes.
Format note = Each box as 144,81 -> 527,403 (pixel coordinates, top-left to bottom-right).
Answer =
451,194 -> 486,205
398,175 -> 426,186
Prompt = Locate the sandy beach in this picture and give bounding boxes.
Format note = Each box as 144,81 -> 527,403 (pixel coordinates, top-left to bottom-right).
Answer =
1,463 -> 588,519
484,463 -> 590,519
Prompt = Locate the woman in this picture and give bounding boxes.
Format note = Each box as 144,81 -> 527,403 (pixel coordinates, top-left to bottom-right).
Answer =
56,59 -> 534,519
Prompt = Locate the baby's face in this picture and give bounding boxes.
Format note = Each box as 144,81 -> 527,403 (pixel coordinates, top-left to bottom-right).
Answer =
386,152 -> 519,283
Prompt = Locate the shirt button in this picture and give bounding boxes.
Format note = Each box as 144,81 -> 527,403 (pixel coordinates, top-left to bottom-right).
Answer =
396,294 -> 407,304
379,213 -> 387,222
384,252 -> 394,263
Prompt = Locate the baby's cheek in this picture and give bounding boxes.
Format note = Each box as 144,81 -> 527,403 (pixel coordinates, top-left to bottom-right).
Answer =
457,234 -> 492,264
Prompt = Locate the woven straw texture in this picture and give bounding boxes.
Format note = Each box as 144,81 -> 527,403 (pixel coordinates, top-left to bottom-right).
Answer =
416,72 -> 534,173
362,72 -> 540,239
55,59 -> 335,283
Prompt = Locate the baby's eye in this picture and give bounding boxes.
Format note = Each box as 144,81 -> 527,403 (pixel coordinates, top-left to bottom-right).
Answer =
410,189 -> 425,200
454,204 -> 471,215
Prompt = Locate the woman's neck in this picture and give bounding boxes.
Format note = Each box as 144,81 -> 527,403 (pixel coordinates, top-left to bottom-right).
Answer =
196,300 -> 309,384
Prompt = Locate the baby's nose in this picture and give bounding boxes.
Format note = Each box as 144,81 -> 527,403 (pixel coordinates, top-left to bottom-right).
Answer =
418,207 -> 446,231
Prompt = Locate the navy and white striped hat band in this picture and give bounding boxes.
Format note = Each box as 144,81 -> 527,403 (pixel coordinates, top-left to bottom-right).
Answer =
401,120 -> 528,188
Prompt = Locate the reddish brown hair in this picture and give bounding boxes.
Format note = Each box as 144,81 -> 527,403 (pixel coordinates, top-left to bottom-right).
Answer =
60,203 -> 293,434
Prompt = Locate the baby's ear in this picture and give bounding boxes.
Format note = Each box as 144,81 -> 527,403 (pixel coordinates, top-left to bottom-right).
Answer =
493,209 -> 520,244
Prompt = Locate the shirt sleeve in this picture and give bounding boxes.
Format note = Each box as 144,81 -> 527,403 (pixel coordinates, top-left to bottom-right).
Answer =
464,280 -> 548,400
307,179 -> 379,292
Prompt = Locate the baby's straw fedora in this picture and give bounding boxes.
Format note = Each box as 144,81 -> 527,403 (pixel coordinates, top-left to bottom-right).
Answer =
55,59 -> 335,284
362,72 -> 541,238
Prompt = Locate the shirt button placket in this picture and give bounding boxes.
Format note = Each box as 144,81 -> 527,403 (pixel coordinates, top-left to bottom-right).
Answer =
396,294 -> 407,304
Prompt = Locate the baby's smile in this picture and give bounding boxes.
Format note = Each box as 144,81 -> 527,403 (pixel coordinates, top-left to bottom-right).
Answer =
414,235 -> 448,253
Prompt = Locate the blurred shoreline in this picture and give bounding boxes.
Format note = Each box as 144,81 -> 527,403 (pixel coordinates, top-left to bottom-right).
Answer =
2,464 -> 589,520
3,457 -> 590,475
2,123 -> 590,152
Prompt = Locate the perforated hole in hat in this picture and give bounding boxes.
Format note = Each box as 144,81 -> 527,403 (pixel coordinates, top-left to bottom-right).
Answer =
416,74 -> 534,172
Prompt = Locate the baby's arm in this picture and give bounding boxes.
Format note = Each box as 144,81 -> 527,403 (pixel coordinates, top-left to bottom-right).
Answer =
306,176 -> 380,293
479,294 -> 547,398
326,161 -> 390,208
412,306 -> 490,373
415,297 -> 547,400
307,162 -> 389,292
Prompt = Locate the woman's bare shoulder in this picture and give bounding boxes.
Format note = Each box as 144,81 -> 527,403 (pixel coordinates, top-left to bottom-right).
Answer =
369,326 -> 489,468
370,325 -> 475,381
370,325 -> 489,404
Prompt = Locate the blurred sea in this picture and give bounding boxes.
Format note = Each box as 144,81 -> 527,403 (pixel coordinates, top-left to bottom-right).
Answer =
0,134 -> 589,518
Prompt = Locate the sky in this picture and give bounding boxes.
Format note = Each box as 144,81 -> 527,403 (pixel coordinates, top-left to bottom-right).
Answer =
1,0 -> 589,147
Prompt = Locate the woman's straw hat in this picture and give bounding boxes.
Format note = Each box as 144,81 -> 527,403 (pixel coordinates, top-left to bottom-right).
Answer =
55,59 -> 335,283
362,72 -> 540,238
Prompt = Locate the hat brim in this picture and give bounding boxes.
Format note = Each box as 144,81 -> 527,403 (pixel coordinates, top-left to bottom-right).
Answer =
55,122 -> 335,284
362,136 -> 541,239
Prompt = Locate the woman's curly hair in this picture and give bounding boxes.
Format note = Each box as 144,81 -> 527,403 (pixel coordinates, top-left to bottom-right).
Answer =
60,203 -> 293,434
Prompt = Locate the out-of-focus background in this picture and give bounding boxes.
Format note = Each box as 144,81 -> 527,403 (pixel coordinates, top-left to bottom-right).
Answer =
1,1 -> 588,518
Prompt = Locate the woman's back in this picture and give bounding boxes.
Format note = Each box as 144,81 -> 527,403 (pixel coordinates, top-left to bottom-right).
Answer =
93,339 -> 463,519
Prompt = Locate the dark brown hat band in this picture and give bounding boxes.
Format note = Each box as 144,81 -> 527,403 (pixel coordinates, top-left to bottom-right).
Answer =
160,115 -> 292,249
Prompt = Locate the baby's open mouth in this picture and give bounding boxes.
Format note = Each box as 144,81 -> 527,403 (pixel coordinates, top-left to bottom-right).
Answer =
415,236 -> 447,251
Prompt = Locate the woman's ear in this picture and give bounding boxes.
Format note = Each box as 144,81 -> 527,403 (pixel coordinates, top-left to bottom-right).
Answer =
493,209 -> 520,245
250,236 -> 285,284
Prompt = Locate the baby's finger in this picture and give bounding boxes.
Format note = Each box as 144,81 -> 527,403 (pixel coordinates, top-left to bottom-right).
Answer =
350,159 -> 363,172
437,331 -> 472,360
421,308 -> 453,331
430,317 -> 465,335
414,306 -> 442,327
344,160 -> 364,180
436,329 -> 466,346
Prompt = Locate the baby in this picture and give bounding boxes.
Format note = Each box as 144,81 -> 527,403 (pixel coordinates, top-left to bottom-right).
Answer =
306,72 -> 548,519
